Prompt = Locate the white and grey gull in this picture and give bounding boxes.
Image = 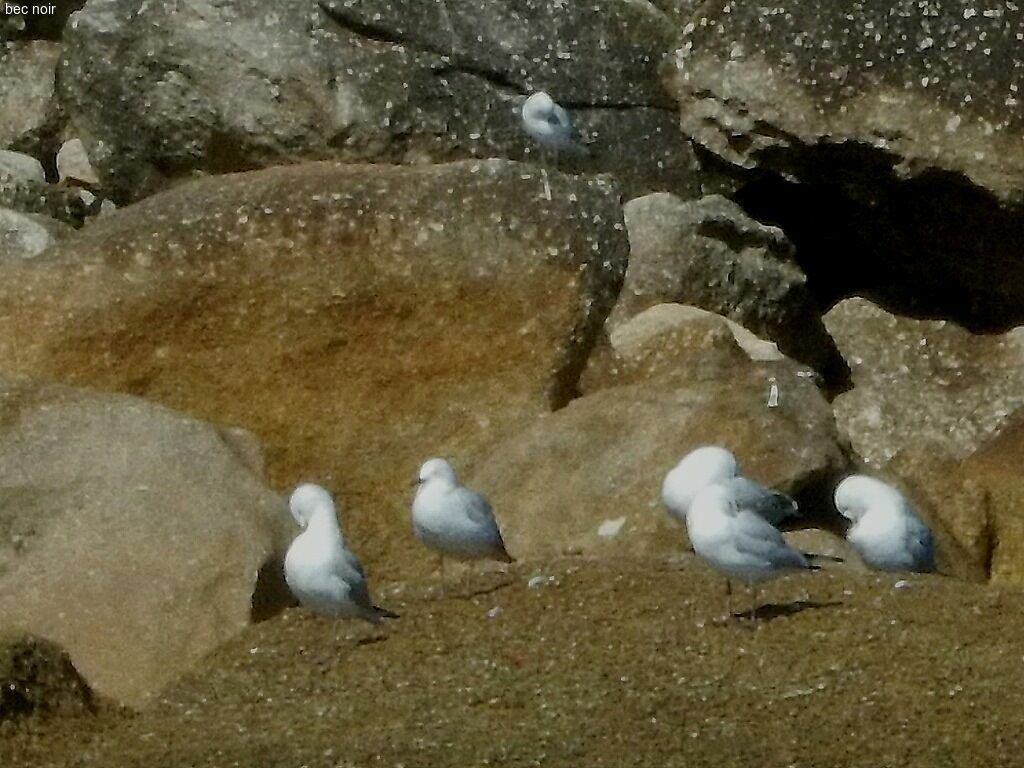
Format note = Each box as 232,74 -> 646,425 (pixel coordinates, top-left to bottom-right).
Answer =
411,457 -> 513,593
834,474 -> 935,573
687,482 -> 829,621
284,483 -> 398,624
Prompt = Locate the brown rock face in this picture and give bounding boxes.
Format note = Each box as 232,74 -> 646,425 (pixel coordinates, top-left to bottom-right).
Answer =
888,418 -> 1024,586
0,159 -> 629,579
473,317 -> 849,559
826,298 -> 1024,466
0,378 -> 291,706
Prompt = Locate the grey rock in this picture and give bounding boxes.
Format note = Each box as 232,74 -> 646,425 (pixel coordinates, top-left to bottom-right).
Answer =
0,41 -> 61,153
55,138 -> 99,186
826,297 -> 1024,466
614,193 -> 848,387
669,0 -> 1024,201
0,377 -> 292,706
666,1 -> 1024,329
0,207 -> 72,261
0,149 -> 45,188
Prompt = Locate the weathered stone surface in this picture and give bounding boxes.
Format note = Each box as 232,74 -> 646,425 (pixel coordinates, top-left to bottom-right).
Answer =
58,0 -> 700,202
0,41 -> 61,153
476,336 -> 849,559
614,193 -> 847,386
0,207 -> 72,261
55,138 -> 99,186
0,378 -> 291,706
667,2 -> 1024,331
0,634 -> 95,722
670,0 -> 1024,201
0,150 -> 45,189
826,298 -> 1024,466
0,159 -> 628,578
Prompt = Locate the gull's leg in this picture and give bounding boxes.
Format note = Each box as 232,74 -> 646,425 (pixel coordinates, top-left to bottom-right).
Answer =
540,147 -> 552,201
749,584 -> 758,623
437,553 -> 446,597
725,579 -> 733,619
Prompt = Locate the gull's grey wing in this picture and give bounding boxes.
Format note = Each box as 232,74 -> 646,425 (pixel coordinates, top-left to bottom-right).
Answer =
330,545 -> 387,619
724,476 -> 799,526
453,487 -> 499,530
731,510 -> 809,569
548,102 -> 573,130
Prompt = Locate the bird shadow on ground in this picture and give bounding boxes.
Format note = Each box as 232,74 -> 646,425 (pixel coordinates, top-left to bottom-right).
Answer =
720,599 -> 843,625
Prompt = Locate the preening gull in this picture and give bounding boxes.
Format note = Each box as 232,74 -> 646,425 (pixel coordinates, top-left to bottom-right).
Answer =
687,483 -> 822,620
284,483 -> 398,624
661,445 -> 799,527
834,475 -> 935,573
412,458 -> 513,593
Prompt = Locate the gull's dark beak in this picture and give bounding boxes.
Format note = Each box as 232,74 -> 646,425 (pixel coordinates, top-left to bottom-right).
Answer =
410,478 -> 421,488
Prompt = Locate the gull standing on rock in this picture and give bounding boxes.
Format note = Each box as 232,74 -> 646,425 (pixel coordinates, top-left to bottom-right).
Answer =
412,458 -> 513,593
284,483 -> 398,624
520,90 -> 588,200
662,445 -> 799,527
834,475 -> 936,573
687,483 -> 823,621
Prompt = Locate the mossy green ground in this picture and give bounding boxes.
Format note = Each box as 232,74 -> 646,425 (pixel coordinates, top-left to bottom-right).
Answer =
4,556 -> 1022,767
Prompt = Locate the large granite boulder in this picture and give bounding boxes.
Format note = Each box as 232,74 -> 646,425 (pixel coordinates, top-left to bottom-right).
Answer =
668,1 -> 1024,330
0,159 -> 629,578
615,193 -> 848,387
58,0 -> 701,202
0,378 -> 291,706
825,298 -> 1024,466
475,307 -> 850,559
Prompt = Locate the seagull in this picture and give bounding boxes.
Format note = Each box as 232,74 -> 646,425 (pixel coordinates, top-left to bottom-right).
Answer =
834,475 -> 936,573
520,91 -> 589,200
411,458 -> 513,594
284,483 -> 398,624
661,446 -> 799,528
521,91 -> 587,153
687,483 -> 822,621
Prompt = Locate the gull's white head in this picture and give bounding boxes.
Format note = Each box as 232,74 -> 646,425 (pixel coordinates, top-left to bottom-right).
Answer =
672,446 -> 738,479
416,457 -> 458,487
689,483 -> 738,520
834,474 -> 905,523
288,482 -> 336,528
662,445 -> 739,522
522,90 -> 556,119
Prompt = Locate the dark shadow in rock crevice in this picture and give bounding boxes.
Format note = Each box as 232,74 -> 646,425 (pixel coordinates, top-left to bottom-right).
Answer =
250,552 -> 297,623
732,142 -> 1024,334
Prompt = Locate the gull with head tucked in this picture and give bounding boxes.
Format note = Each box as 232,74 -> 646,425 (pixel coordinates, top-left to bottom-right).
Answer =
687,483 -> 822,621
412,458 -> 513,593
284,483 -> 398,624
662,445 -> 800,528
834,475 -> 935,573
